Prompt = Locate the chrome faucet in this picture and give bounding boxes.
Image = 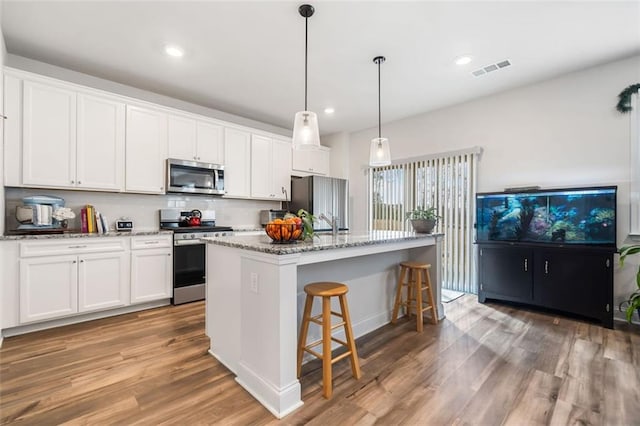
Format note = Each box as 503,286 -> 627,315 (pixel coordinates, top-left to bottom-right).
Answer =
318,213 -> 338,236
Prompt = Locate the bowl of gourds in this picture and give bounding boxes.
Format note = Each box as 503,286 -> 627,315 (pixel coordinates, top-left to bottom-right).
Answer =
264,217 -> 303,243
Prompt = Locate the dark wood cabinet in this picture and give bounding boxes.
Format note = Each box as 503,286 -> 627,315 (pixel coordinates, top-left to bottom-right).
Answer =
479,246 -> 533,301
478,243 -> 614,328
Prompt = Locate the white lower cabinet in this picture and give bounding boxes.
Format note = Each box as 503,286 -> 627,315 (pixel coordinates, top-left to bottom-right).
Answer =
78,252 -> 129,313
130,236 -> 173,304
20,255 -> 78,323
18,238 -> 130,324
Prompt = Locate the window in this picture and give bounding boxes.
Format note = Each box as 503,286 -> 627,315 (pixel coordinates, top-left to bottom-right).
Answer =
369,147 -> 481,293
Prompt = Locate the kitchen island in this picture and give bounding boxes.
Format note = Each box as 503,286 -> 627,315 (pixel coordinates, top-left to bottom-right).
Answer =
203,231 -> 444,418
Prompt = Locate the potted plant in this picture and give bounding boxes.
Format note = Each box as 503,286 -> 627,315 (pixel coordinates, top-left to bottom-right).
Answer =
405,206 -> 440,234
619,244 -> 640,322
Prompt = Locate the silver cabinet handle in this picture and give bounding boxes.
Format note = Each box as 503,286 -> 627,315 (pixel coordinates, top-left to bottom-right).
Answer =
544,260 -> 549,274
68,245 -> 87,249
524,258 -> 528,272
144,241 -> 160,245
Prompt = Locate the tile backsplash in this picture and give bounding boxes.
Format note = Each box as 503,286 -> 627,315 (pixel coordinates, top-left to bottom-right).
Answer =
5,188 -> 281,232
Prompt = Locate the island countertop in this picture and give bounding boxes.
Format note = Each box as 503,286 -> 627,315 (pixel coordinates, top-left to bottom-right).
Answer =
202,230 -> 443,255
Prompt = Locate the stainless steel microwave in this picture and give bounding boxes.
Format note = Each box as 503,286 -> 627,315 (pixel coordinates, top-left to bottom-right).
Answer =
166,159 -> 225,195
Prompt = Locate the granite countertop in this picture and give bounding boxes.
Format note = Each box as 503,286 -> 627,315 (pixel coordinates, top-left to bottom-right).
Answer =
203,231 -> 443,255
0,230 -> 173,241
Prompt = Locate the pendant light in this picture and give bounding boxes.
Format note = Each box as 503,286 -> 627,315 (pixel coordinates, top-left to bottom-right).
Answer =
369,55 -> 391,166
292,4 -> 321,149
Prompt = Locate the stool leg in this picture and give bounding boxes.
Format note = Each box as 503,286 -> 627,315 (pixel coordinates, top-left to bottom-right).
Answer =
391,265 -> 407,323
339,294 -> 361,380
424,268 -> 438,325
297,294 -> 314,378
322,296 -> 333,398
415,269 -> 424,332
407,268 -> 416,318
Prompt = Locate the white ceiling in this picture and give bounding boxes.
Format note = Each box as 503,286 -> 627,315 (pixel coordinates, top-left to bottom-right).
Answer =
3,1 -> 640,136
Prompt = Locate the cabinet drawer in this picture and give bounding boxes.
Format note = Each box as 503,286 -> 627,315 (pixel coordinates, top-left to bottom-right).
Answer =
131,235 -> 172,250
20,238 -> 127,258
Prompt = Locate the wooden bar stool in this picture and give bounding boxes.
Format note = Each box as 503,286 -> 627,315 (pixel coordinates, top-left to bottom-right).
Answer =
297,282 -> 361,399
391,261 -> 438,332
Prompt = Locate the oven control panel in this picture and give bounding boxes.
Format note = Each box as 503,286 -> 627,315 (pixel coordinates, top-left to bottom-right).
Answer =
173,231 -> 233,241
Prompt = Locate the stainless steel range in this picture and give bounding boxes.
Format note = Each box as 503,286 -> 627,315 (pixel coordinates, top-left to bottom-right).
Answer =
160,208 -> 232,305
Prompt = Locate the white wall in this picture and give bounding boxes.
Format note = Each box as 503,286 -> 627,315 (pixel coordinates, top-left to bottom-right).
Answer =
345,54 -> 640,320
0,0 -> 7,344
321,131 -> 349,179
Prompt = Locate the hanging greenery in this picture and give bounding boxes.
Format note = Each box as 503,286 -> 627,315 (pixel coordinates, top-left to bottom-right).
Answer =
616,83 -> 640,113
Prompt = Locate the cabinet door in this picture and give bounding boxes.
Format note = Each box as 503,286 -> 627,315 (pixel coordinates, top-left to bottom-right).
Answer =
22,80 -> 76,188
19,255 -> 78,323
130,248 -> 172,303
292,148 -> 312,173
224,127 -> 251,198
125,105 -> 167,194
272,139 -> 292,200
314,147 -> 330,176
196,121 -> 224,164
76,93 -> 125,191
167,114 -> 197,161
479,246 -> 533,301
250,134 -> 273,199
78,252 -> 129,312
292,146 -> 329,176
535,250 -> 611,319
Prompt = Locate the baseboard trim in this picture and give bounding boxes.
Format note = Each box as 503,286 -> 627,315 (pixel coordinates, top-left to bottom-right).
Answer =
1,299 -> 171,337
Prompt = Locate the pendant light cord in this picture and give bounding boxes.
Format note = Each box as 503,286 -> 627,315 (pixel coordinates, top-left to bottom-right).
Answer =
304,15 -> 308,112
377,59 -> 381,139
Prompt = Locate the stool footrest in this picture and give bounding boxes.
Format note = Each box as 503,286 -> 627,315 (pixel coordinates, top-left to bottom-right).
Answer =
331,350 -> 353,364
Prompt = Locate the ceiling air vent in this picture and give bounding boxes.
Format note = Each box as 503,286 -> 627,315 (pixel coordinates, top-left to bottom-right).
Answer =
472,59 -> 511,77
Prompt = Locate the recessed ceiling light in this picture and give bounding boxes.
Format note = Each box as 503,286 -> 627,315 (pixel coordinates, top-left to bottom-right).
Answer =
165,45 -> 184,58
324,107 -> 335,114
455,55 -> 473,66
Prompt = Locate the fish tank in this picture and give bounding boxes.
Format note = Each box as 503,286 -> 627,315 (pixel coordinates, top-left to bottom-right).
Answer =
476,186 -> 616,247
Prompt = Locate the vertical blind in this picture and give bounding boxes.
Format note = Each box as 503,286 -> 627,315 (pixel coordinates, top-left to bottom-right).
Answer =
369,147 -> 481,293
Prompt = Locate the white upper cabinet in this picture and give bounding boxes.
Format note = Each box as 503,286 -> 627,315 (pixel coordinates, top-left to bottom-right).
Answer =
125,105 -> 168,194
76,93 -> 125,191
250,135 -> 291,200
196,120 -> 224,164
3,68 -> 296,200
292,145 -> 330,176
167,114 -> 197,161
7,73 -> 125,191
224,127 -> 251,198
22,80 -> 77,188
167,114 -> 224,164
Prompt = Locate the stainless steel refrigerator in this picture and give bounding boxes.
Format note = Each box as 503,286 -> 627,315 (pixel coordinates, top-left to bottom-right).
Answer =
290,176 -> 349,231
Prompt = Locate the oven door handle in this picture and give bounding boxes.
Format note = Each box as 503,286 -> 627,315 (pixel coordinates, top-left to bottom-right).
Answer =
174,239 -> 206,246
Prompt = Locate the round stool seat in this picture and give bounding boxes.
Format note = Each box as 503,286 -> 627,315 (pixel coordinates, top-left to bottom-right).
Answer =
304,282 -> 349,297
399,261 -> 431,270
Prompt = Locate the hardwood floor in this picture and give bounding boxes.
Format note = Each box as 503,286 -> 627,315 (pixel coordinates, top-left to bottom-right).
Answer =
1,295 -> 639,425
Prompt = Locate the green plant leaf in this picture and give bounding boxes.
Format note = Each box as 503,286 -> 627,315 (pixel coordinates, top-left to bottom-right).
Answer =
619,245 -> 640,266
